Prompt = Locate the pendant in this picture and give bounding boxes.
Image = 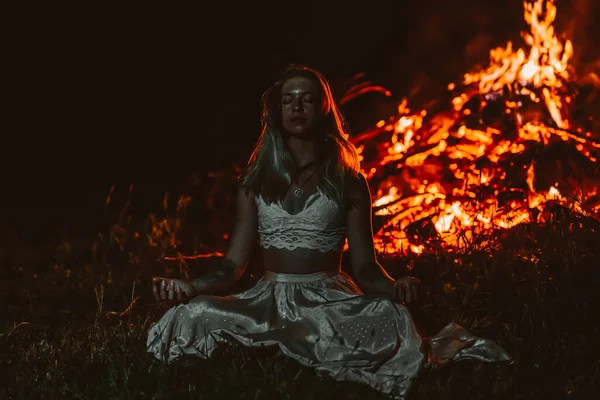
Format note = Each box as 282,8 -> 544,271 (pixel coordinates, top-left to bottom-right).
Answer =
293,188 -> 304,198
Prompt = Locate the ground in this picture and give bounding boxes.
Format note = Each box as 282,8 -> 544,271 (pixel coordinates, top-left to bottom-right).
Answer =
1,184 -> 599,399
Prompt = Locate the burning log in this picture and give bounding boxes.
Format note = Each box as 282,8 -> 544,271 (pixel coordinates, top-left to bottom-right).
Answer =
349,0 -> 600,255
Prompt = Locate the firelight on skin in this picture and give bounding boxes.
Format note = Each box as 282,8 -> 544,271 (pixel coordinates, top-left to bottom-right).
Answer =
280,77 -> 321,140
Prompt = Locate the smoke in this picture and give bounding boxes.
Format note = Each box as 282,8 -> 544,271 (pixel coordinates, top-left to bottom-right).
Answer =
556,0 -> 600,102
562,0 -> 599,68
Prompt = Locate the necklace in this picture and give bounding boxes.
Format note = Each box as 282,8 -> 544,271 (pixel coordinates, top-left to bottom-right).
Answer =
293,161 -> 318,198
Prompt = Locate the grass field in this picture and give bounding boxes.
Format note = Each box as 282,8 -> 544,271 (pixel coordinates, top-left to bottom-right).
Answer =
1,183 -> 599,399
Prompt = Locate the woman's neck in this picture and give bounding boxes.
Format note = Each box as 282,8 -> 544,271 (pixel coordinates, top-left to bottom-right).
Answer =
286,137 -> 317,167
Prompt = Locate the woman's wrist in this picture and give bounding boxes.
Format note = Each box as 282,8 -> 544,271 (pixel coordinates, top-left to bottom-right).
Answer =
190,257 -> 240,294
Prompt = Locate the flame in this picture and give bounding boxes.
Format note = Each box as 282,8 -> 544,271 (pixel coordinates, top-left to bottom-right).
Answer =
352,0 -> 600,255
463,0 -> 573,129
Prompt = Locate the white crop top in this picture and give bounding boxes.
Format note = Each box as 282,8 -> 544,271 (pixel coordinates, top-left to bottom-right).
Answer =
255,188 -> 346,252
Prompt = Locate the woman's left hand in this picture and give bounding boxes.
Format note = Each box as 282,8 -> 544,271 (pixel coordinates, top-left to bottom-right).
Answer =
388,276 -> 422,304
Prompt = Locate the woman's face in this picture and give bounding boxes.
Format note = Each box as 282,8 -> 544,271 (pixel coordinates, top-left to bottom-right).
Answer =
280,76 -> 321,139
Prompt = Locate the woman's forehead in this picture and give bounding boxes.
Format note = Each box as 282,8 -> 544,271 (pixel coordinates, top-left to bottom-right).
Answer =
282,76 -> 318,94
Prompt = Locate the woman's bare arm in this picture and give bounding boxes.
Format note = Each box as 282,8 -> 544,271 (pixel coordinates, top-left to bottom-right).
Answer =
345,173 -> 395,294
190,186 -> 258,294
346,173 -> 421,303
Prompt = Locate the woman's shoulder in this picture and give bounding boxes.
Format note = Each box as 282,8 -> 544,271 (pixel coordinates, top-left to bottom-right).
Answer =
343,170 -> 370,208
344,169 -> 368,190
237,184 -> 260,206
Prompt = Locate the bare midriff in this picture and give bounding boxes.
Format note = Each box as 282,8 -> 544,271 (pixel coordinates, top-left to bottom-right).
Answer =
260,247 -> 342,274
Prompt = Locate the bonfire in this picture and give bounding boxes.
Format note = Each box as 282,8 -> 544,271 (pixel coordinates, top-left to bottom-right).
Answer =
108,0 -> 599,267
344,0 -> 600,256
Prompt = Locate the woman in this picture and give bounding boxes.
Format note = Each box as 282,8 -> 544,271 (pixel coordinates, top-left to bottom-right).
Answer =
148,64 -> 510,399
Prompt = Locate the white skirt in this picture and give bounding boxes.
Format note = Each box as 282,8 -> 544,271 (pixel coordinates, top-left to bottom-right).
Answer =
147,270 -> 510,399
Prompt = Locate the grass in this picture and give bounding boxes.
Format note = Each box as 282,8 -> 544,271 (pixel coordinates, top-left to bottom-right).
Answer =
1,180 -> 599,399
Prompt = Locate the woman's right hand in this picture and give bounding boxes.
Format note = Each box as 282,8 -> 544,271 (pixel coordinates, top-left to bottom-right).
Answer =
152,277 -> 197,302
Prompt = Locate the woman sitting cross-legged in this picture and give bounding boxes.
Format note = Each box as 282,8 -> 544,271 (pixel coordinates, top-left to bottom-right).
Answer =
147,64 -> 511,399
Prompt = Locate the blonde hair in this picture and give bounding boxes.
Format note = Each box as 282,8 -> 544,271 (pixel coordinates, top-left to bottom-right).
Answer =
240,64 -> 361,207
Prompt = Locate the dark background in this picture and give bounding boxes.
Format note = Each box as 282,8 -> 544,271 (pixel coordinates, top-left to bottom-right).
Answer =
4,0 -> 598,231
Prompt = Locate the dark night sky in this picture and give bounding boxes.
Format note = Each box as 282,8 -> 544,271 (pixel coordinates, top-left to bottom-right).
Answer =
4,0 -> 598,226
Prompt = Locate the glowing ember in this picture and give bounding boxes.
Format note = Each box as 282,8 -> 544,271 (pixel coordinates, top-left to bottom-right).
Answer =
351,0 -> 600,255
163,252 -> 224,261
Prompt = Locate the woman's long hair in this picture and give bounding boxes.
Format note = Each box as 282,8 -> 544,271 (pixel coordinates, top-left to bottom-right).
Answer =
240,64 -> 361,207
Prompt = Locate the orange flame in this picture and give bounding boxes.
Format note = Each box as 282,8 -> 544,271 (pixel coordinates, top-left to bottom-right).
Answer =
463,0 -> 573,129
352,0 -> 599,255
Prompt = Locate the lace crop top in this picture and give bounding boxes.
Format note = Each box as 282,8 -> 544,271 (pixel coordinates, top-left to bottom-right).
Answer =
255,188 -> 346,252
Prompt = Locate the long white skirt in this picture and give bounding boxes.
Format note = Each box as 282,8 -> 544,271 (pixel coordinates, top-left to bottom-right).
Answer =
147,270 -> 510,399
